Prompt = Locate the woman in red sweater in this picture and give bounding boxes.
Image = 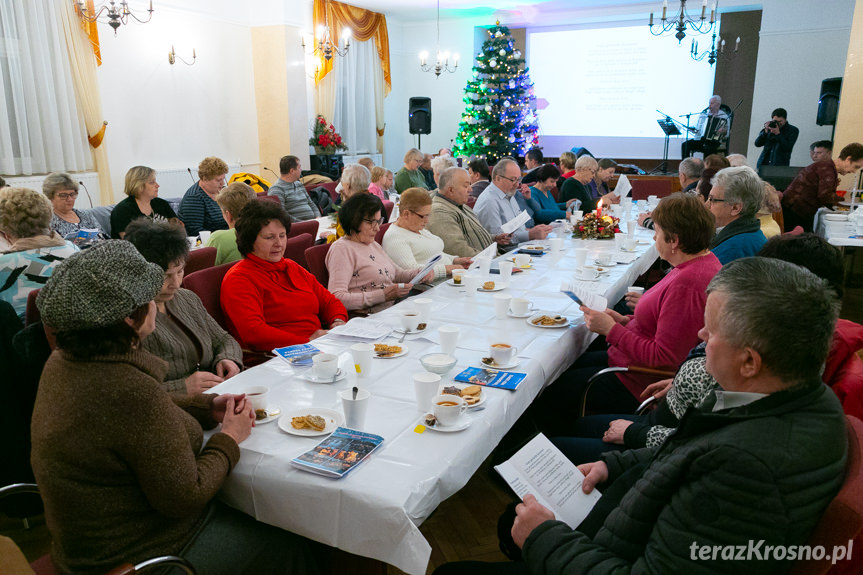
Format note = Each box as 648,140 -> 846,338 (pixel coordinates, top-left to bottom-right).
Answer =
221,200 -> 347,351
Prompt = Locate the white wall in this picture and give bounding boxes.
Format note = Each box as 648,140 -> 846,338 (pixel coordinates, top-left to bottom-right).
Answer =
96,5 -> 260,202
746,0 -> 855,166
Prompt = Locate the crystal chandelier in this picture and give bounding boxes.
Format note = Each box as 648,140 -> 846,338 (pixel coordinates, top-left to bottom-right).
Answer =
419,0 -> 458,77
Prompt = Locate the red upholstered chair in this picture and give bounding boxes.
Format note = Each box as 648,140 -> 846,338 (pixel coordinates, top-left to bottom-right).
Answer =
466,196 -> 477,209
181,262 -> 237,330
183,247 -> 217,277
305,181 -> 339,203
304,243 -> 331,288
257,195 -> 281,206
630,178 -> 674,201
549,185 -> 560,202
256,191 -> 268,198
823,319 -> 863,421
287,219 -> 319,240
789,416 -> 863,575
374,222 -> 392,244
284,233 -> 314,270
25,289 -> 40,326
382,200 -> 394,220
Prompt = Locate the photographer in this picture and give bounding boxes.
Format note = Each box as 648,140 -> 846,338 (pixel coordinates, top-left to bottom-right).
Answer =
754,107 -> 799,168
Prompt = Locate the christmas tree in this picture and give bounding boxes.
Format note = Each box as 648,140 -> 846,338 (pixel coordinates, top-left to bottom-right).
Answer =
452,22 -> 539,163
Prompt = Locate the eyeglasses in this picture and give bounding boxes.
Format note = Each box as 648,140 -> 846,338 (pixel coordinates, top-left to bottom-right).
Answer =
706,196 -> 727,204
57,191 -> 79,200
363,217 -> 385,227
499,175 -> 522,184
409,210 -> 431,221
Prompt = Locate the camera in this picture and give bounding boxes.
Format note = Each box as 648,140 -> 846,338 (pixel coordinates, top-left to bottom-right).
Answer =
768,121 -> 778,129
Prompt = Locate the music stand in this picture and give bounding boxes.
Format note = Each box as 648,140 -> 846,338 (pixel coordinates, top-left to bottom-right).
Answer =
651,118 -> 681,175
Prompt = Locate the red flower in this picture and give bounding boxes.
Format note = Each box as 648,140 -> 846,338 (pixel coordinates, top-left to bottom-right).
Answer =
329,124 -> 335,131
335,135 -> 342,144
318,134 -> 327,145
319,117 -> 326,125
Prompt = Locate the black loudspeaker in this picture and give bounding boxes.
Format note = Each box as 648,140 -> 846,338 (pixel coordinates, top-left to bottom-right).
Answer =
409,97 -> 432,134
817,77 -> 842,126
571,146 -> 594,159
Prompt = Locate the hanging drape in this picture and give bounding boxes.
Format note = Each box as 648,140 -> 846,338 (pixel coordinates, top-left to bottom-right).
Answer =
0,0 -> 91,175
61,0 -> 112,203
334,39 -> 379,155
313,0 -> 391,95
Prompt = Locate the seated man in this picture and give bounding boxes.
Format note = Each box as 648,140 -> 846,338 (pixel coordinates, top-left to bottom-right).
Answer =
473,159 -> 551,250
267,155 -> 320,222
639,157 -> 704,229
177,156 -> 230,236
426,167 -> 512,257
520,147 -> 544,185
468,158 -> 491,199
707,166 -> 766,265
681,95 -> 730,158
437,257 -> 848,574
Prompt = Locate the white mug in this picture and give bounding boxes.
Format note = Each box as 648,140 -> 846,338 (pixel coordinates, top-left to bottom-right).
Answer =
244,386 -> 269,411
576,267 -> 599,280
549,237 -> 564,252
625,238 -> 638,251
489,342 -> 517,365
570,210 -> 584,222
312,353 -> 339,379
413,298 -> 432,324
574,248 -> 589,268
510,297 -> 531,316
513,254 -> 531,268
432,394 -> 467,426
400,310 -> 421,332
438,324 -> 460,355
462,273 -> 482,296
493,293 -> 512,319
596,253 -> 613,266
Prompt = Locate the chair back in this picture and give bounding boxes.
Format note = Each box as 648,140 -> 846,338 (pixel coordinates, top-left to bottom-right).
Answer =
466,196 -> 477,209
284,233 -> 314,270
630,178 -> 674,201
25,289 -> 41,326
183,247 -> 217,277
305,243 -> 332,287
375,222 -> 392,244
789,416 -> 863,575
306,181 -> 339,202
382,200 -> 395,220
181,262 -> 238,330
287,219 -> 319,240
256,195 -> 281,206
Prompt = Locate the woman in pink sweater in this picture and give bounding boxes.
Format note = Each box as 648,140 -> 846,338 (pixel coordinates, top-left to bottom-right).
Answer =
326,194 -> 433,314
542,193 -> 721,421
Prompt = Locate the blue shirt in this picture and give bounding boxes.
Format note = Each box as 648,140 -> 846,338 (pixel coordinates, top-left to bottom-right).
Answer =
527,186 -> 567,224
178,182 -> 228,236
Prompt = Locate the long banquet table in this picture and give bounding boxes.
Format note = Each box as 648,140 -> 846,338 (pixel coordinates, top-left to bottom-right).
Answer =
207,226 -> 658,575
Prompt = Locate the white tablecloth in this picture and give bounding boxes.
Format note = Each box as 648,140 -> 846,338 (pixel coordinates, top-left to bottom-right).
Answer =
207,228 -> 658,575
814,207 -> 863,247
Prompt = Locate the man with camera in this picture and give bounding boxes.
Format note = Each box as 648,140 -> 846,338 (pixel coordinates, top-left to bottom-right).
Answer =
754,108 -> 799,168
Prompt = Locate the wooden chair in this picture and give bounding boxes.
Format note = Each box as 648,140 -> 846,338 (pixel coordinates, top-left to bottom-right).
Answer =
304,243 -> 332,288
382,200 -> 395,220
287,219 -> 319,240
184,247 -> 217,277
374,222 -> 392,244
0,484 -> 197,575
181,262 -> 237,330
283,233 -> 314,270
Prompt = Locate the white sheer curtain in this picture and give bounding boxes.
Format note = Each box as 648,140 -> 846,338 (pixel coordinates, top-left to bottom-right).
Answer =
333,39 -> 381,155
0,0 -> 90,175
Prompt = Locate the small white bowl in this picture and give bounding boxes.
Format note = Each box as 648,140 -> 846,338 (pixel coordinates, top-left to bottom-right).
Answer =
420,353 -> 458,375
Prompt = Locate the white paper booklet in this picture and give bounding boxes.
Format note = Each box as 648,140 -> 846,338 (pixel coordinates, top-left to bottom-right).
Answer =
500,210 -> 531,235
615,174 -> 632,199
560,282 -> 608,311
494,433 -> 602,529
468,242 -> 498,271
326,317 -> 392,341
410,254 -> 443,284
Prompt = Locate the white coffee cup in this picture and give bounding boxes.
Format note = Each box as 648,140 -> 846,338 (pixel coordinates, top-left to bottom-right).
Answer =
413,298 -> 432,324
489,342 -> 517,365
350,343 -> 374,378
451,269 -> 466,285
576,267 -> 599,280
413,372 -> 441,411
574,248 -> 589,268
462,273 -> 482,296
549,237 -> 563,252
432,394 -> 467,426
312,353 -> 339,379
571,210 -> 584,222
498,260 -> 514,285
245,385 -> 269,411
476,256 -> 492,280
493,293 -> 512,319
187,237 -> 197,249
514,253 -> 531,268
614,232 -> 626,251
438,325 -> 460,355
627,286 -> 645,296
198,230 -> 211,244
625,237 -> 638,251
610,204 -> 621,218
400,310 -> 421,332
596,253 -> 613,266
626,220 -> 636,236
340,388 -> 370,429
510,297 -> 531,316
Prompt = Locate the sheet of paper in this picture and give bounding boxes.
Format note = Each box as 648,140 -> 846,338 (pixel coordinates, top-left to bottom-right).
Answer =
495,433 -> 601,529
467,242 -> 498,271
500,210 -> 531,235
326,318 -> 392,341
409,254 -> 443,284
615,174 -> 632,199
561,282 -> 607,311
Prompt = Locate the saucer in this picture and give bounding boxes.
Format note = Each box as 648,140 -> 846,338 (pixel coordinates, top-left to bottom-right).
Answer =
480,356 -> 520,370
478,283 -> 507,292
254,407 -> 282,424
593,260 -> 616,267
301,368 -> 347,383
446,279 -> 464,287
419,414 -> 472,433
507,309 -> 534,318
394,325 -> 428,335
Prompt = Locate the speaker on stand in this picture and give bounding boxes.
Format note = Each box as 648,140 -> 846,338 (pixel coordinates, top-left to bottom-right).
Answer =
817,77 -> 842,141
409,97 -> 431,149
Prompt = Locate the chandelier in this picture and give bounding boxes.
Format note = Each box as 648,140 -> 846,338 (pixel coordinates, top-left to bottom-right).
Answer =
419,0 -> 458,77
691,32 -> 740,66
75,0 -> 153,36
302,1 -> 351,62
649,0 -> 716,42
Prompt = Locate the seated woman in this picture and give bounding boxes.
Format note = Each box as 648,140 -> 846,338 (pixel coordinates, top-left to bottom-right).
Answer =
327,193 -> 433,314
394,148 -> 429,193
111,165 -> 180,239
32,241 -> 319,575
695,153 -> 730,201
124,219 -> 243,394
525,164 -> 569,224
368,166 -> 391,200
0,187 -> 78,320
327,163 -> 379,244
221,200 -> 348,351
381,188 -> 471,283
537,193 -> 721,422
178,157 -> 230,236
429,155 -> 457,194
207,182 -> 257,265
588,158 -> 620,206
559,155 -> 599,212
42,172 -> 104,239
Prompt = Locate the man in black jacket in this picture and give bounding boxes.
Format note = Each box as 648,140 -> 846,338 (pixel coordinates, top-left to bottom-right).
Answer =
754,107 -> 799,168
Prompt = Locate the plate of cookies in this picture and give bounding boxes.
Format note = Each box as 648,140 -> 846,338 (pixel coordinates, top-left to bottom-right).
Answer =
439,383 -> 484,408
478,280 -> 506,292
279,408 -> 344,437
374,342 -> 408,359
526,313 -> 570,329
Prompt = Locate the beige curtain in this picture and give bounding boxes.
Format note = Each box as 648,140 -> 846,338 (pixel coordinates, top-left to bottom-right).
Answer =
373,37 -> 385,154
59,0 -> 112,205
315,71 -> 336,125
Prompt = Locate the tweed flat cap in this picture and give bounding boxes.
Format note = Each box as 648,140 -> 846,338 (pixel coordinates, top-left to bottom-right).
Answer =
37,240 -> 163,331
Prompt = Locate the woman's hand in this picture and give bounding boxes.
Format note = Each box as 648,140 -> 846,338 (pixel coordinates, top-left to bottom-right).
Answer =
453,257 -> 473,267
624,291 -> 643,311
605,308 -> 630,325
211,393 -> 248,423
603,419 -> 633,445
215,359 -> 241,379
219,396 -> 254,444
309,329 -> 329,340
580,306 -> 616,335
512,494 -> 555,549
637,212 -> 651,227
422,271 -> 435,284
494,232 -> 513,246
519,184 -> 532,200
384,283 -> 413,301
641,378 -> 673,400
185,371 -> 224,394
565,198 -> 579,208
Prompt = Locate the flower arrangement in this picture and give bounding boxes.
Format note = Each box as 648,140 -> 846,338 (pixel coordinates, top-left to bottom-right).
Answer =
573,213 -> 621,239
309,115 -> 348,154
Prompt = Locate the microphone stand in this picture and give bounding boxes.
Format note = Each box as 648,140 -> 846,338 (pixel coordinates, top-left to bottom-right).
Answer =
649,110 -> 686,175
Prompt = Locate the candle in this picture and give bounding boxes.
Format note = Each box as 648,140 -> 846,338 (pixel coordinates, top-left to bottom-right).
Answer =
720,38 -> 726,53
709,3 -> 715,22
661,0 -> 667,20
597,206 -> 602,218
701,0 -> 706,19
735,36 -> 740,51
649,12 -> 654,26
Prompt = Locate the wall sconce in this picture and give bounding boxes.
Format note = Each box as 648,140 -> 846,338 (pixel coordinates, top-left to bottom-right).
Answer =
168,45 -> 196,66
